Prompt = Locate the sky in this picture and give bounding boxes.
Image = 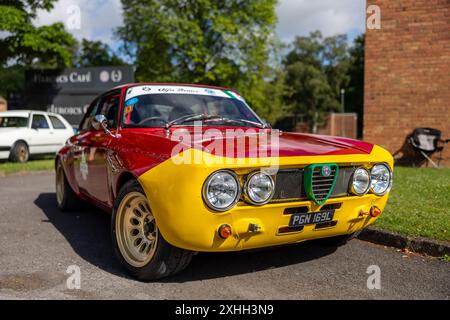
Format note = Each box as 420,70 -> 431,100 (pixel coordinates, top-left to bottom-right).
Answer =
34,0 -> 367,52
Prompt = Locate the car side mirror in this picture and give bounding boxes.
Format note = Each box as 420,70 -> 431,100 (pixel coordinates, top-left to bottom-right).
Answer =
92,115 -> 113,136
261,118 -> 272,129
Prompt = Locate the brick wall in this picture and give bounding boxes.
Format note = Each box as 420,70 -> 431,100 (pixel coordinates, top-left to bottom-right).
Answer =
364,0 -> 450,166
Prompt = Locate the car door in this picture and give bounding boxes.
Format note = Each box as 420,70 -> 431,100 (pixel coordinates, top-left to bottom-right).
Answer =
75,90 -> 121,206
47,114 -> 73,152
72,98 -> 100,192
28,113 -> 54,154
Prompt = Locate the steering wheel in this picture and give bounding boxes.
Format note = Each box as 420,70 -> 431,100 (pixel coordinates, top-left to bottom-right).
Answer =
138,117 -> 168,126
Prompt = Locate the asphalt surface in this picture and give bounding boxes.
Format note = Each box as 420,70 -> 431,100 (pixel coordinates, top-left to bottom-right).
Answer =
0,172 -> 448,300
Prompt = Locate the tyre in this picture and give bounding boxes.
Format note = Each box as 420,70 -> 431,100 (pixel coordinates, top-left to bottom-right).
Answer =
314,231 -> 361,247
111,180 -> 193,281
9,141 -> 29,163
55,160 -> 82,211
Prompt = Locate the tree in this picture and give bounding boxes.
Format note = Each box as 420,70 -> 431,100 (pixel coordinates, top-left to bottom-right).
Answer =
117,0 -> 278,119
75,39 -> 125,67
0,65 -> 24,98
283,31 -> 347,132
0,0 -> 76,68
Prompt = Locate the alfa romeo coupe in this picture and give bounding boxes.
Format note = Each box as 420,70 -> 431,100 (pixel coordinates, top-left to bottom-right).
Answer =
56,83 -> 393,280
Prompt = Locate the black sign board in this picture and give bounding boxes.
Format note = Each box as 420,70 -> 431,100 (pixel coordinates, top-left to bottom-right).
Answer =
14,66 -> 134,126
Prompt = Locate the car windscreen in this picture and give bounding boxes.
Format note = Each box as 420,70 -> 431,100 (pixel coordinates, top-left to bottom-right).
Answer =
122,85 -> 262,128
0,116 -> 29,128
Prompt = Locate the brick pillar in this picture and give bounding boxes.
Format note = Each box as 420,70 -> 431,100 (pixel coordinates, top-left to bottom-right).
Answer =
364,0 -> 450,166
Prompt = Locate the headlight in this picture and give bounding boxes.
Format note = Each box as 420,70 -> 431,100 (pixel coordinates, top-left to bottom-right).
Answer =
203,170 -> 240,211
350,167 -> 371,195
244,171 -> 275,205
370,164 -> 392,195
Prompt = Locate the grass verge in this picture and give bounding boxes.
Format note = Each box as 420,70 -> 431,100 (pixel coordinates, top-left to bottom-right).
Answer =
0,158 -> 54,175
374,166 -> 450,242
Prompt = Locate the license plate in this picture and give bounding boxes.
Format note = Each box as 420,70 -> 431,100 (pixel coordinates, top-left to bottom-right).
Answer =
289,210 -> 335,227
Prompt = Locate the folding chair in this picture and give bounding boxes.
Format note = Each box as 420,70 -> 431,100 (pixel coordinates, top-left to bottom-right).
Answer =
408,128 -> 449,168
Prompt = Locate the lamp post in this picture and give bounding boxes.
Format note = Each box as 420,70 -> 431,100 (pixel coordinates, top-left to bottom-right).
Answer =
340,88 -> 345,113
340,88 -> 346,137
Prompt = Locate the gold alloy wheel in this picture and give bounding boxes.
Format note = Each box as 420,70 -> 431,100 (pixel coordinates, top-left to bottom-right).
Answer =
116,192 -> 158,268
18,144 -> 27,162
56,164 -> 64,207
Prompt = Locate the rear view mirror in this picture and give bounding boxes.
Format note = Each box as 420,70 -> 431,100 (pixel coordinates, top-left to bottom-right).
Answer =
92,114 -> 107,131
92,114 -> 115,137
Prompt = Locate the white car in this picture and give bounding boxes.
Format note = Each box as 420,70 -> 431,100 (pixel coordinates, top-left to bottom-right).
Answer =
0,110 -> 74,162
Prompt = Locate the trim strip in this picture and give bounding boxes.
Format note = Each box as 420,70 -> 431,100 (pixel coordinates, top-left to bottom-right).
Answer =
0,146 -> 11,152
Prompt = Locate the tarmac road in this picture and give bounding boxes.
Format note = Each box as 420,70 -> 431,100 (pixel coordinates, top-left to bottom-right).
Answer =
0,172 -> 448,299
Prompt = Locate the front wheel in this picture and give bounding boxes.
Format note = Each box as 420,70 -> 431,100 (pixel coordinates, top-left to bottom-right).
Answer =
111,180 -> 193,281
9,141 -> 29,163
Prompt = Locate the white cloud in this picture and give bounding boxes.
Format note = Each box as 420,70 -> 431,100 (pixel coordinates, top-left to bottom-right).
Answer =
275,0 -> 366,42
34,0 -> 123,48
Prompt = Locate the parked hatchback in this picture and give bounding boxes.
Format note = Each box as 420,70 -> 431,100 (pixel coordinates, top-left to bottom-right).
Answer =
0,110 -> 74,162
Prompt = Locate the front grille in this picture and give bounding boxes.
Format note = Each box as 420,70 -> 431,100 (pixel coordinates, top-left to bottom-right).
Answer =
271,166 -> 355,202
272,169 -> 304,200
311,166 -> 337,203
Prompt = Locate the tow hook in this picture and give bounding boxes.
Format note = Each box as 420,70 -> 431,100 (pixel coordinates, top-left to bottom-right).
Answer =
248,223 -> 261,232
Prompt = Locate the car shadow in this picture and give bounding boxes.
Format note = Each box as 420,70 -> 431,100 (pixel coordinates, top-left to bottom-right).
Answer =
34,192 -> 128,279
35,192 -> 338,282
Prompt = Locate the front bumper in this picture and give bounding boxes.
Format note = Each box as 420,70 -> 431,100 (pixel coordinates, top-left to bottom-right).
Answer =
139,147 -> 393,252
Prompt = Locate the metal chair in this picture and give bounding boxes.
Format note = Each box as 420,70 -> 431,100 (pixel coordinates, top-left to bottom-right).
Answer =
408,128 -> 449,168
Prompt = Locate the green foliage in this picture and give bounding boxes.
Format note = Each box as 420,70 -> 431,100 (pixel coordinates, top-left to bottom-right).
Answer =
283,31 -> 364,133
2,0 -> 56,17
117,0 -> 278,120
0,65 -> 25,98
0,2 -> 76,68
284,31 -> 346,132
75,39 -> 125,67
375,167 -> 450,241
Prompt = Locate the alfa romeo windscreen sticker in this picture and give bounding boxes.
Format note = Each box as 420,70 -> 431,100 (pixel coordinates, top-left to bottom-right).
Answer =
125,85 -> 245,102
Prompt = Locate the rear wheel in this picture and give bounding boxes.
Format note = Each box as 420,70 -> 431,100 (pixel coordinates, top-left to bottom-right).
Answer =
111,180 -> 193,281
56,160 -> 82,211
9,141 -> 29,163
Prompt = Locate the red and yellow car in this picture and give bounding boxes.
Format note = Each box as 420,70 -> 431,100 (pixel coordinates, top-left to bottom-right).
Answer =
56,83 -> 393,281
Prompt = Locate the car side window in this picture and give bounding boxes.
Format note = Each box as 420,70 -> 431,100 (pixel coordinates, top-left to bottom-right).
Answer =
96,90 -> 121,128
79,98 -> 100,131
49,116 -> 67,129
31,114 -> 50,129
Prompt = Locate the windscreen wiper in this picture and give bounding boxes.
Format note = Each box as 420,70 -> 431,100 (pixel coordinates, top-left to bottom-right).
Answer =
164,114 -> 268,135
204,117 -> 267,129
164,114 -> 222,133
